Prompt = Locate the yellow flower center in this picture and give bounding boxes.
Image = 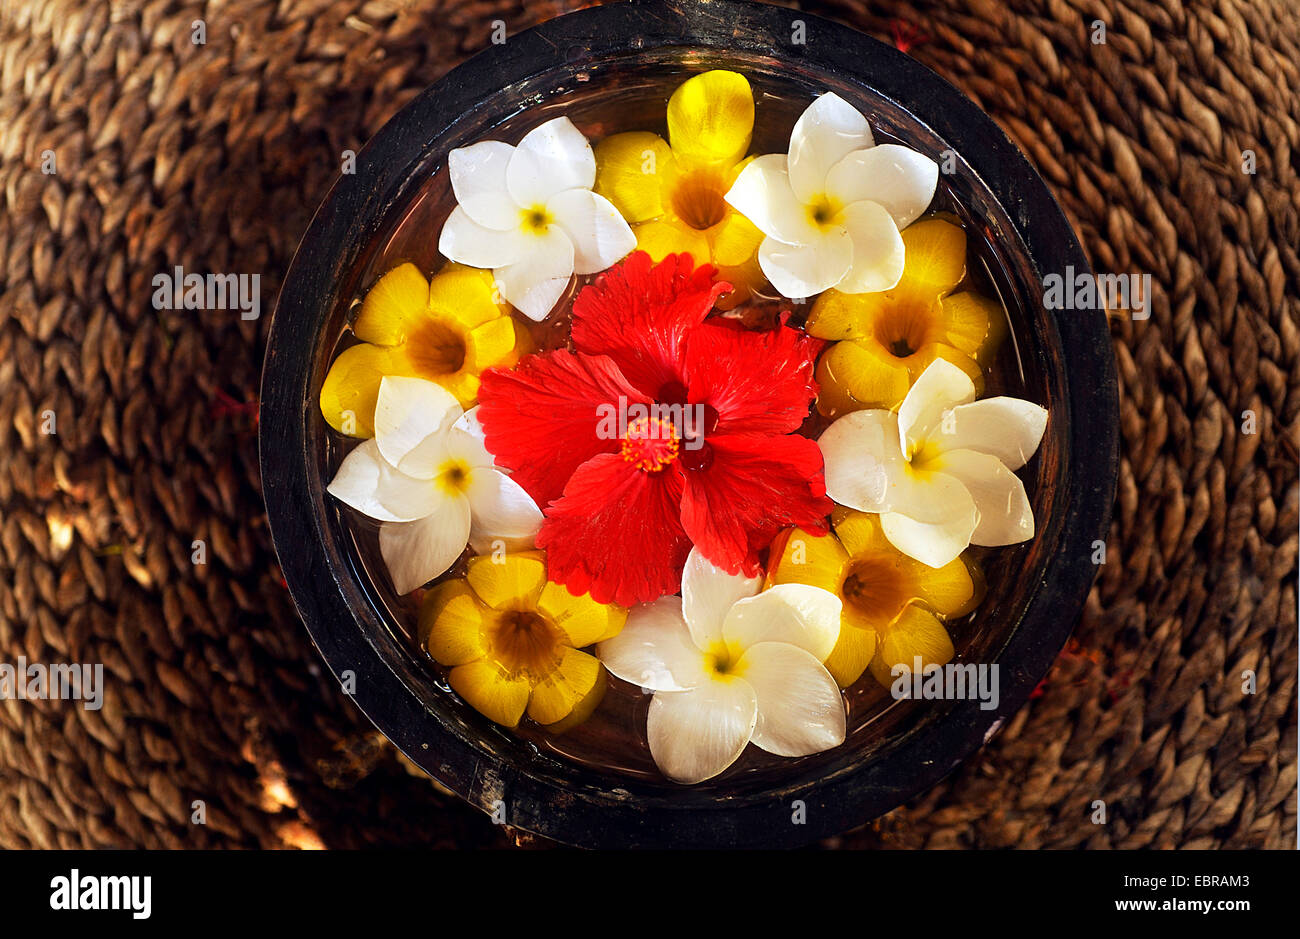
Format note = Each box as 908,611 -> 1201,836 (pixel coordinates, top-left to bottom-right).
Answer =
620,416 -> 680,472
521,205 -> 553,233
840,558 -> 907,621
405,316 -> 468,377
873,300 -> 941,361
807,194 -> 842,229
703,640 -> 744,680
669,168 -> 729,230
485,608 -> 563,679
435,458 -> 473,496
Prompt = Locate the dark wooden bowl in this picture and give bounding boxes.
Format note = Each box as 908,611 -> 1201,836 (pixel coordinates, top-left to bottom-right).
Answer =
259,0 -> 1118,848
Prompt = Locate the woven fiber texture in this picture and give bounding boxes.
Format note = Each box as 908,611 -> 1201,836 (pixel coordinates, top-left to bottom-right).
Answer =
0,0 -> 1295,849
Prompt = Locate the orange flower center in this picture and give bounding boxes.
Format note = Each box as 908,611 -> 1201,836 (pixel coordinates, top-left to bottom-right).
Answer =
620,416 -> 680,472
486,609 -> 562,678
874,301 -> 939,360
406,316 -> 467,376
841,557 -> 906,620
671,169 -> 728,230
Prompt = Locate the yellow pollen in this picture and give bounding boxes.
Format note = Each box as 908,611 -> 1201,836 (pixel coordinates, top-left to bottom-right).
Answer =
620,416 -> 680,472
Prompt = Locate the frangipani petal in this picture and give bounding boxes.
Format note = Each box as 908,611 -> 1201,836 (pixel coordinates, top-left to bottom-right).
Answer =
936,448 -> 1035,546
506,116 -> 597,207
722,585 -> 841,662
597,596 -> 709,692
666,69 -> 755,168
897,357 -> 977,455
466,469 -> 544,541
836,200 -> 906,294
378,495 -> 472,593
327,438 -> 442,522
646,681 -> 758,784
818,408 -> 911,513
824,144 -> 938,230
739,642 -> 846,756
724,154 -> 820,245
319,343 -> 405,438
547,188 -> 637,275
373,375 -> 462,478
880,474 -> 977,568
438,205 -> 525,269
939,397 -> 1048,470
681,547 -> 761,650
758,231 -> 853,299
493,226 -> 575,320
787,92 -> 874,204
448,140 -> 520,230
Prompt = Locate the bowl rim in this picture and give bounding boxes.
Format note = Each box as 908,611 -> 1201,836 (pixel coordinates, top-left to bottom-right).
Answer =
260,0 -> 1119,848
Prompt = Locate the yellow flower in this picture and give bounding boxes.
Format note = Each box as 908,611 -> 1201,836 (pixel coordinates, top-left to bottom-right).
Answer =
807,218 -> 1004,417
767,508 -> 981,688
420,550 -> 627,730
320,262 -> 530,437
593,70 -> 765,308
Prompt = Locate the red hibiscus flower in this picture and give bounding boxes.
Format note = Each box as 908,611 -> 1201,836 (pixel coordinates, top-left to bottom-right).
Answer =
477,251 -> 831,606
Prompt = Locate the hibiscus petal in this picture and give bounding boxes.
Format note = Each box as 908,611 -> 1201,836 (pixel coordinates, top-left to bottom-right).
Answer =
679,433 -> 831,576
438,205 -> 525,269
547,188 -> 637,275
938,397 -> 1048,470
724,154 -> 820,245
738,642 -> 845,756
448,140 -> 520,230
934,448 -> 1035,546
569,251 -> 725,395
477,349 -> 648,508
818,409 -> 913,513
666,69 -> 754,168
373,375 -> 462,478
824,144 -> 938,230
597,596 -> 709,691
493,225 -> 575,321
722,585 -> 841,662
681,548 -> 762,650
506,116 -> 597,207
758,231 -> 853,299
378,495 -> 472,593
681,319 -> 819,436
327,438 -> 441,522
787,92 -> 874,204
836,200 -> 905,294
646,681 -> 758,784
880,473 -> 978,568
466,468 -> 544,542
537,453 -> 691,606
896,357 -> 978,456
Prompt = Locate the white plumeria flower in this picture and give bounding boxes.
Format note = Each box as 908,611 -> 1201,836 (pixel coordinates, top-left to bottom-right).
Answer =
818,359 -> 1048,569
437,116 -> 637,320
597,549 -> 845,784
724,92 -> 938,299
326,376 -> 543,594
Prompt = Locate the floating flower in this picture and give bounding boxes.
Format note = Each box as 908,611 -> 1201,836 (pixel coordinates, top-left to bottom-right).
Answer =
768,509 -> 980,687
597,548 -> 844,783
438,117 -> 637,320
327,376 -> 543,594
594,70 -> 765,307
320,262 -> 528,436
818,358 -> 1047,568
422,550 -> 626,729
477,251 -> 831,606
725,91 -> 937,299
808,218 -> 1004,416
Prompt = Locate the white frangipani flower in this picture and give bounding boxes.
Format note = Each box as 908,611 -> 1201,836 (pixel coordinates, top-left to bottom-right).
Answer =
818,359 -> 1048,569
597,549 -> 845,784
327,376 -> 543,594
724,92 -> 938,299
437,117 -> 637,320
